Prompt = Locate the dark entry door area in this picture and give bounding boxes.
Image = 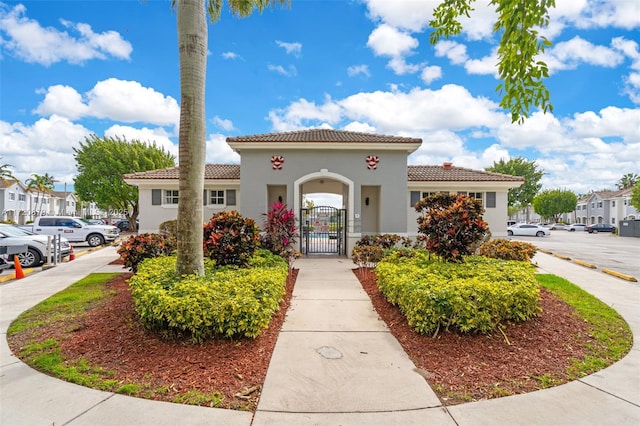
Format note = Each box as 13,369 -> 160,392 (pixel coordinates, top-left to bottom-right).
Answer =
300,206 -> 347,255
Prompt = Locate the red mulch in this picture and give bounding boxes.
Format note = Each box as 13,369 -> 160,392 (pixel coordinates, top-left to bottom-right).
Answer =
353,268 -> 594,404
8,264 -> 596,410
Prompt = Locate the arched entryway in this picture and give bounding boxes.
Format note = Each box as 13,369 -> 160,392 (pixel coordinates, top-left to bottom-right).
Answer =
294,170 -> 353,256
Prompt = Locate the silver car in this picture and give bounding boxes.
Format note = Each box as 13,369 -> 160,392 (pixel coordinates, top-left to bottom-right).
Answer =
507,223 -> 551,237
0,224 -> 71,268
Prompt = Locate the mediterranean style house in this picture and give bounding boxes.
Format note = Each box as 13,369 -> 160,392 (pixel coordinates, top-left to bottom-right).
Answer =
124,129 -> 524,256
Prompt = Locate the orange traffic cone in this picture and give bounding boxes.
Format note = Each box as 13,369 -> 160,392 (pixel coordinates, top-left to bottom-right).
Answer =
69,245 -> 75,261
13,255 -> 25,279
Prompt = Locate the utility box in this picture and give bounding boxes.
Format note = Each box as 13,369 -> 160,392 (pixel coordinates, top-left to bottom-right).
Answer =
618,220 -> 640,238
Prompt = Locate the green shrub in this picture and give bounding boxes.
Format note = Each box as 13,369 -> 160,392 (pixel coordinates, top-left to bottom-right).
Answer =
203,211 -> 260,267
128,250 -> 288,342
352,245 -> 384,268
159,220 -> 178,239
479,239 -> 537,262
415,193 -> 488,263
375,251 -> 540,335
117,233 -> 176,272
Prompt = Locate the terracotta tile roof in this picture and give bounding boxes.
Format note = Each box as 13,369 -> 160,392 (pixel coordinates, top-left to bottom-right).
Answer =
124,164 -> 240,180
408,164 -> 525,182
227,129 -> 422,144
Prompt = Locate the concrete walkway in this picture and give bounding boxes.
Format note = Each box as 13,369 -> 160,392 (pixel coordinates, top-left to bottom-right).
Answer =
1,248 -> 639,425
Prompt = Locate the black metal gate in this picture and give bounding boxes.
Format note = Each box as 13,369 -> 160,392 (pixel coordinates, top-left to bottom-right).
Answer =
300,206 -> 347,255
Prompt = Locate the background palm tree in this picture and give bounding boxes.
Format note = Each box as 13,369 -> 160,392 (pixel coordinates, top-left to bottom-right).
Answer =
0,157 -> 17,185
26,173 -> 55,216
616,173 -> 639,190
172,0 -> 289,276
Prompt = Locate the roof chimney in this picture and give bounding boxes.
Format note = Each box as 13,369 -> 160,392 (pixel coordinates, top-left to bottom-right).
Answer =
443,162 -> 453,170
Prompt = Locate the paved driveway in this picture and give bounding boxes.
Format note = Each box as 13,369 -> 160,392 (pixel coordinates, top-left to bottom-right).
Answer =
512,230 -> 639,282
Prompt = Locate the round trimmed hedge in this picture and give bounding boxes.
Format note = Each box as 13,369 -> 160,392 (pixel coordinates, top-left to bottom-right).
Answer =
128,250 -> 288,342
375,251 -> 540,335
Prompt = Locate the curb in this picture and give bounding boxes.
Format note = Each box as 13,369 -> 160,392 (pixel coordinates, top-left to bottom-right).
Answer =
602,269 -> 638,282
0,267 -> 35,283
572,259 -> 597,269
536,248 -> 636,282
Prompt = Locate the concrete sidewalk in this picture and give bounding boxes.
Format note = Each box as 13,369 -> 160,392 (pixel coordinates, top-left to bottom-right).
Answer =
1,248 -> 639,425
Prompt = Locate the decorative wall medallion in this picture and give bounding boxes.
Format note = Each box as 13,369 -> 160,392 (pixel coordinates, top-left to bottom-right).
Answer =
271,155 -> 284,170
366,155 -> 379,170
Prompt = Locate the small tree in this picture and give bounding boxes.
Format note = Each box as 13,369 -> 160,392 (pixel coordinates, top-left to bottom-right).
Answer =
415,193 -> 488,263
74,135 -> 175,230
261,202 -> 298,260
532,189 -> 577,222
486,157 -> 544,212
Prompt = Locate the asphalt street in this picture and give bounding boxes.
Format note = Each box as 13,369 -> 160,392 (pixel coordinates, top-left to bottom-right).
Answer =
512,230 -> 639,282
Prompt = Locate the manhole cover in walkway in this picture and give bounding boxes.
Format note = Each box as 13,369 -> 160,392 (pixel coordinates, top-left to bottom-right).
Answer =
316,346 -> 343,359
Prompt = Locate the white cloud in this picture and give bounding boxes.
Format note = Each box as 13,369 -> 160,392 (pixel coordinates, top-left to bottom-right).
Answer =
387,56 -> 421,75
464,50 -> 499,76
565,107 -> 640,140
543,36 -> 625,73
212,116 -> 235,131
434,40 -> 468,65
343,121 -> 376,133
420,65 -> 442,84
0,3 -> 132,66
33,84 -> 89,120
1,115 -> 91,183
205,133 -> 240,164
339,85 -> 506,133
363,0 -> 437,32
86,79 -> 179,126
33,79 -> 180,131
367,23 -> 418,57
222,51 -> 241,60
275,40 -> 302,56
573,0 -> 640,30
347,64 -> 371,77
267,64 -> 297,77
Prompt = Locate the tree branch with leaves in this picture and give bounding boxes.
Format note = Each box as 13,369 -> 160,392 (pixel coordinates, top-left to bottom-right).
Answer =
430,0 -> 555,124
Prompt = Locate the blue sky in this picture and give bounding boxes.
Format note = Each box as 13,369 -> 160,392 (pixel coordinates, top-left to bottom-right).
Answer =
1,0 -> 639,197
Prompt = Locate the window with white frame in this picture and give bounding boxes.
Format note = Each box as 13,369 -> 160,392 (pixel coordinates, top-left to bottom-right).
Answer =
165,190 -> 179,204
9,192 -> 15,201
18,194 -> 26,201
209,190 -> 225,205
612,201 -> 616,207
468,192 -> 483,205
421,191 -> 450,198
597,201 -> 602,208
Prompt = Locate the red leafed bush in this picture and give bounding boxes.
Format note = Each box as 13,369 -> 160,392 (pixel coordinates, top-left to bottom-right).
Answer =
203,211 -> 260,267
415,193 -> 488,263
261,202 -> 299,259
117,233 -> 176,272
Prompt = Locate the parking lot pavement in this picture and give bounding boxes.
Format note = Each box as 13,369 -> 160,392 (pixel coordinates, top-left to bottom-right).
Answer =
511,230 -> 639,282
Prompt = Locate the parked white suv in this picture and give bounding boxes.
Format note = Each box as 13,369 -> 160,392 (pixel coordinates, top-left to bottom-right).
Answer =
0,224 -> 71,268
21,216 -> 119,247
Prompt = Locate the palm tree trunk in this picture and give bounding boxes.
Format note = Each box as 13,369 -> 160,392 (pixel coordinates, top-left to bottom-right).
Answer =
176,0 -> 206,276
